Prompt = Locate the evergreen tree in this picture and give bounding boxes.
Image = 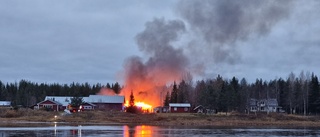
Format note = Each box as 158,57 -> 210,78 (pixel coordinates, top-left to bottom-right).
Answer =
70,96 -> 84,108
195,80 -> 206,107
240,78 -> 249,113
309,74 -> 320,114
278,78 -> 288,112
164,91 -> 170,106
287,72 -> 296,114
0,81 -> 5,100
106,83 -> 111,89
216,75 -> 227,113
170,82 -> 178,103
129,90 -> 135,107
178,80 -> 189,103
112,82 -> 121,94
206,80 -> 218,110
126,91 -> 138,113
229,77 -> 240,112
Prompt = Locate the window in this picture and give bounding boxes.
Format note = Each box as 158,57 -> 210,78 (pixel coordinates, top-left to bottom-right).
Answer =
43,105 -> 53,108
251,107 -> 256,111
84,106 -> 92,109
174,107 -> 177,111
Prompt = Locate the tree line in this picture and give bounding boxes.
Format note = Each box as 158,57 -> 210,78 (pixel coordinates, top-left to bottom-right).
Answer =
1,71 -> 319,115
164,71 -> 320,115
0,80 -> 121,108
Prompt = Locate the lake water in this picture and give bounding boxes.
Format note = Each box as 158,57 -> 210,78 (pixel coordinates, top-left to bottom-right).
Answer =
0,123 -> 319,137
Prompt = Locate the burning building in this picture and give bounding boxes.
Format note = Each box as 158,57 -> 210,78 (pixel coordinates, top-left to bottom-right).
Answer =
119,18 -> 189,108
116,0 -> 293,110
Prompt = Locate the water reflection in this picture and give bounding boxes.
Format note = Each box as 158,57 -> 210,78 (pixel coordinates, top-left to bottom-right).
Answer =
69,125 -> 82,137
54,123 -> 56,136
0,124 -> 319,137
123,125 -> 158,137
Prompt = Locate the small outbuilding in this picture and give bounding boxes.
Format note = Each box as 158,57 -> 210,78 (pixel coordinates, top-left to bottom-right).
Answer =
169,103 -> 191,113
0,101 -> 12,109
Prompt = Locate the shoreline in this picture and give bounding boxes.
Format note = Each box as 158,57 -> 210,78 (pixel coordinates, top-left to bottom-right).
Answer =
0,120 -> 319,129
0,110 -> 320,128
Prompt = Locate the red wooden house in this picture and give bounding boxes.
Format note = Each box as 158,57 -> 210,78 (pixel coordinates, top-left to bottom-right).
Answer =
33,100 -> 63,111
169,103 -> 191,113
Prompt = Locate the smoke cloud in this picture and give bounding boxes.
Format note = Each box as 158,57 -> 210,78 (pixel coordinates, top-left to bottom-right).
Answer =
121,18 -> 188,106
98,87 -> 117,96
119,0 -> 294,106
177,0 -> 293,63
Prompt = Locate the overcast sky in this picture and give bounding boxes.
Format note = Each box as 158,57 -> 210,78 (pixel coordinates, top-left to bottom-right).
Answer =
1,0 -> 319,85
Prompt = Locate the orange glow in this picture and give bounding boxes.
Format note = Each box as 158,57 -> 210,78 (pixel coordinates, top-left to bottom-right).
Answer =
136,125 -> 152,136
123,125 -> 157,137
120,85 -> 163,108
124,101 -> 153,112
136,102 -> 152,110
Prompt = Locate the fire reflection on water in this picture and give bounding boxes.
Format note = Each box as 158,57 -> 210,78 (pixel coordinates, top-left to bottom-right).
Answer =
123,125 -> 157,137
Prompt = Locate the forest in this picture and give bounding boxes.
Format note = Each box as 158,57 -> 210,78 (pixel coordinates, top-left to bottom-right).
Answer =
0,81 -> 121,108
165,71 -> 320,115
0,71 -> 319,115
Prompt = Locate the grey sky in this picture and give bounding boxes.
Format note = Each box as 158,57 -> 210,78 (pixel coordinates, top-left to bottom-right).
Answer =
1,0 -> 319,84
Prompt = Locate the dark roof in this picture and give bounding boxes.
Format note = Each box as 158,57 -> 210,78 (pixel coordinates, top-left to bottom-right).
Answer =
266,99 -> 278,106
249,98 -> 278,106
37,99 -> 62,105
82,102 -> 96,106
86,95 -> 124,103
44,95 -> 125,106
169,103 -> 191,107
193,105 -> 204,110
249,99 -> 258,106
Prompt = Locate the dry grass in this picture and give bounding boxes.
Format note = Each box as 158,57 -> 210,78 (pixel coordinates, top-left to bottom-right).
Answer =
1,109 -> 320,127
0,108 -> 60,122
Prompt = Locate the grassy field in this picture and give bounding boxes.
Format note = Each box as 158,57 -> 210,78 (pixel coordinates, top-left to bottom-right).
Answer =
1,108 -> 320,127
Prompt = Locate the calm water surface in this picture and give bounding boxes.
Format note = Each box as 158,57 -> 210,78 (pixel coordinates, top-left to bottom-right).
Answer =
0,123 -> 319,137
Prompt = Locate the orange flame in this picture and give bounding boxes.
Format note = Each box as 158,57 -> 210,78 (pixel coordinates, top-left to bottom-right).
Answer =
135,102 -> 152,110
124,101 -> 153,112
